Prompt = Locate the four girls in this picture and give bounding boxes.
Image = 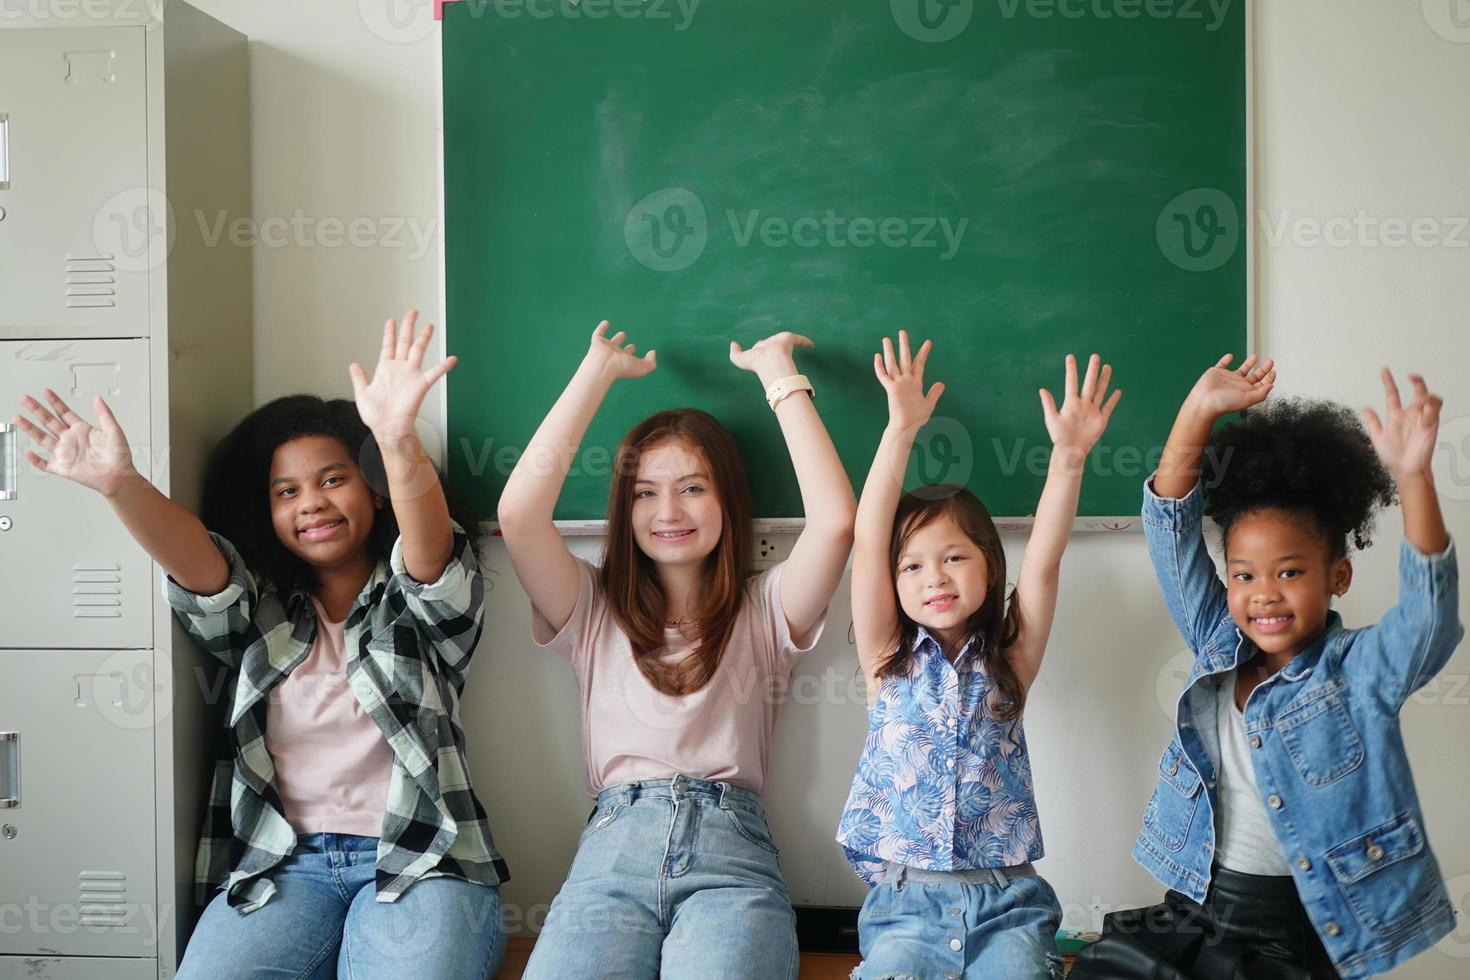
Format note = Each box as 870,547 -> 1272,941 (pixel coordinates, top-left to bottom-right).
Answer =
13,316 -> 1461,979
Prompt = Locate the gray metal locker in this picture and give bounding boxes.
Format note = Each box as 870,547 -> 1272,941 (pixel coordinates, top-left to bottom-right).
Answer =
1,3 -> 252,977
0,959 -> 157,980
0,340 -> 154,649
0,28 -> 152,340
0,648 -> 158,959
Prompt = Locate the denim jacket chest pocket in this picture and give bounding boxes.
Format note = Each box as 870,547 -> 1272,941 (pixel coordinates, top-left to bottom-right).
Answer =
1272,677 -> 1366,787
1143,737 -> 1205,852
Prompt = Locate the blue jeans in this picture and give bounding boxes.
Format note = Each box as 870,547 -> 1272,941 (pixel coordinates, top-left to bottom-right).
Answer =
523,775 -> 798,980
857,864 -> 1063,980
176,833 -> 505,980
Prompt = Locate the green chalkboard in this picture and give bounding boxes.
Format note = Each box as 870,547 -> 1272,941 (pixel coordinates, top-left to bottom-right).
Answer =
442,0 -> 1247,522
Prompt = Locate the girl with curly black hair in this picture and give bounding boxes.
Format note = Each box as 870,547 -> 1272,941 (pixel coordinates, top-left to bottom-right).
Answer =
14,312 -> 509,980
1073,356 -> 1461,980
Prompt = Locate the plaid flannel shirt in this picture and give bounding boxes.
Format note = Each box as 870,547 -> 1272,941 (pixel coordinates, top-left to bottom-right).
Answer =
165,523 -> 509,912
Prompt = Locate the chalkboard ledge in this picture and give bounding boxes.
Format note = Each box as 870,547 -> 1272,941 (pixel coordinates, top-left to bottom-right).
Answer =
483,518 -> 1143,537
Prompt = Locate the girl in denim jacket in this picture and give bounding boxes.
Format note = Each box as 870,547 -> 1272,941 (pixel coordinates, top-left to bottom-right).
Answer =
837,332 -> 1121,980
1072,357 -> 1462,980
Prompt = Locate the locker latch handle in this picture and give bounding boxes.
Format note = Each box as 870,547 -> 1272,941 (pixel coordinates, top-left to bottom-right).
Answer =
0,422 -> 15,500
0,112 -> 9,190
0,732 -> 18,808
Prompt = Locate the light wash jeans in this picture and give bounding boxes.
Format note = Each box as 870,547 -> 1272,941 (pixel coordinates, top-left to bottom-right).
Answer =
523,775 -> 798,980
176,833 -> 505,980
856,863 -> 1063,980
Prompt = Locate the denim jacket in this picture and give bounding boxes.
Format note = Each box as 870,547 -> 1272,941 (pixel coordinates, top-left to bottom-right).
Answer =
1137,478 -> 1462,979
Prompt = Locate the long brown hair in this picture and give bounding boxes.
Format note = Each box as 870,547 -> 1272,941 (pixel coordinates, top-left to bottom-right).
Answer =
599,409 -> 754,695
877,484 -> 1026,725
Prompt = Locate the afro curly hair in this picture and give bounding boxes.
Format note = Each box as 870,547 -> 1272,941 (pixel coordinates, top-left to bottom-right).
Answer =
1203,397 -> 1397,559
200,395 -> 481,598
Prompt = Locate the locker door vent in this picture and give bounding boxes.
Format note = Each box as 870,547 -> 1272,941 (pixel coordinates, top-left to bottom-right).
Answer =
77,870 -> 130,928
73,563 -> 123,619
64,254 -> 118,310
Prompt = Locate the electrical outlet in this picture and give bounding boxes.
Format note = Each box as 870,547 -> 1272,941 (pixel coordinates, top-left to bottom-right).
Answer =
754,535 -> 789,568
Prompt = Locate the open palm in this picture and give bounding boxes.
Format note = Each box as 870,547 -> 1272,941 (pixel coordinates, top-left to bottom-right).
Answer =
1187,353 -> 1276,417
13,390 -> 136,496
1041,353 -> 1122,453
874,330 -> 944,431
1363,369 -> 1441,480
350,310 -> 456,439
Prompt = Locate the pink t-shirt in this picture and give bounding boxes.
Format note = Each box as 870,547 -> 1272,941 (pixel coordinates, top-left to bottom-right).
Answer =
264,599 -> 395,837
532,559 -> 825,797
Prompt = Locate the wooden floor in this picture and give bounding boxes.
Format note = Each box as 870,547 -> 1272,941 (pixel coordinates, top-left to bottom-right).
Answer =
494,938 -> 860,978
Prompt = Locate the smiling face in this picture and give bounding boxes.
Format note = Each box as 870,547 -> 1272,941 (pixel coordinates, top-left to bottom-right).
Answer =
268,435 -> 382,572
1225,508 -> 1352,662
630,438 -> 724,568
894,514 -> 991,650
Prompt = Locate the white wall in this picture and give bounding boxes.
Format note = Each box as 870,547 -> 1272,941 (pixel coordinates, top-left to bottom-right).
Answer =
186,1 -> 1470,974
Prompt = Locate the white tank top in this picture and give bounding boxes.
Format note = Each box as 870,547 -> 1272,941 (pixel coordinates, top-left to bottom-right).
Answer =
1214,671 -> 1293,876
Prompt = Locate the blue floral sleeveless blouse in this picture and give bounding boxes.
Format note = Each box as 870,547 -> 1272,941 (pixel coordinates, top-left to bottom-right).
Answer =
836,627 -> 1044,885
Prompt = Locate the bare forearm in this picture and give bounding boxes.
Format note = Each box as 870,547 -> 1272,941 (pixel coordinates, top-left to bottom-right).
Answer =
1154,404 -> 1216,499
766,385 -> 855,637
772,393 -> 855,537
376,430 -> 454,581
1027,449 -> 1086,572
1398,472 -> 1449,555
498,360 -> 613,527
849,422 -> 915,666
106,474 -> 228,594
856,423 -> 913,557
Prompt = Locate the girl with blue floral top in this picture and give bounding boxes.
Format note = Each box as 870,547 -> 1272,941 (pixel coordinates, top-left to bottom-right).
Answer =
837,332 -> 1121,980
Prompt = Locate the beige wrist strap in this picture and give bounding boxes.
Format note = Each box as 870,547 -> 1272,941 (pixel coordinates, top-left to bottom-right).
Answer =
765,374 -> 814,410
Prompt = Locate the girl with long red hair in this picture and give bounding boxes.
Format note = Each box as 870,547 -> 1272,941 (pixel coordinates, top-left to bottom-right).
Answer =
497,321 -> 855,979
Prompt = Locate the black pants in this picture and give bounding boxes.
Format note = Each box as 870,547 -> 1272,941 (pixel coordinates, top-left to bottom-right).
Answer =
1068,866 -> 1339,980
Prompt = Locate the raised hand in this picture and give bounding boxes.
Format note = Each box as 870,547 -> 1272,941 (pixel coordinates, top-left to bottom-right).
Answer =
13,390 -> 137,497
1363,369 -> 1442,481
729,330 -> 814,386
1040,353 -> 1122,454
1184,353 -> 1276,419
583,320 -> 656,381
350,310 -> 458,440
873,330 -> 945,432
